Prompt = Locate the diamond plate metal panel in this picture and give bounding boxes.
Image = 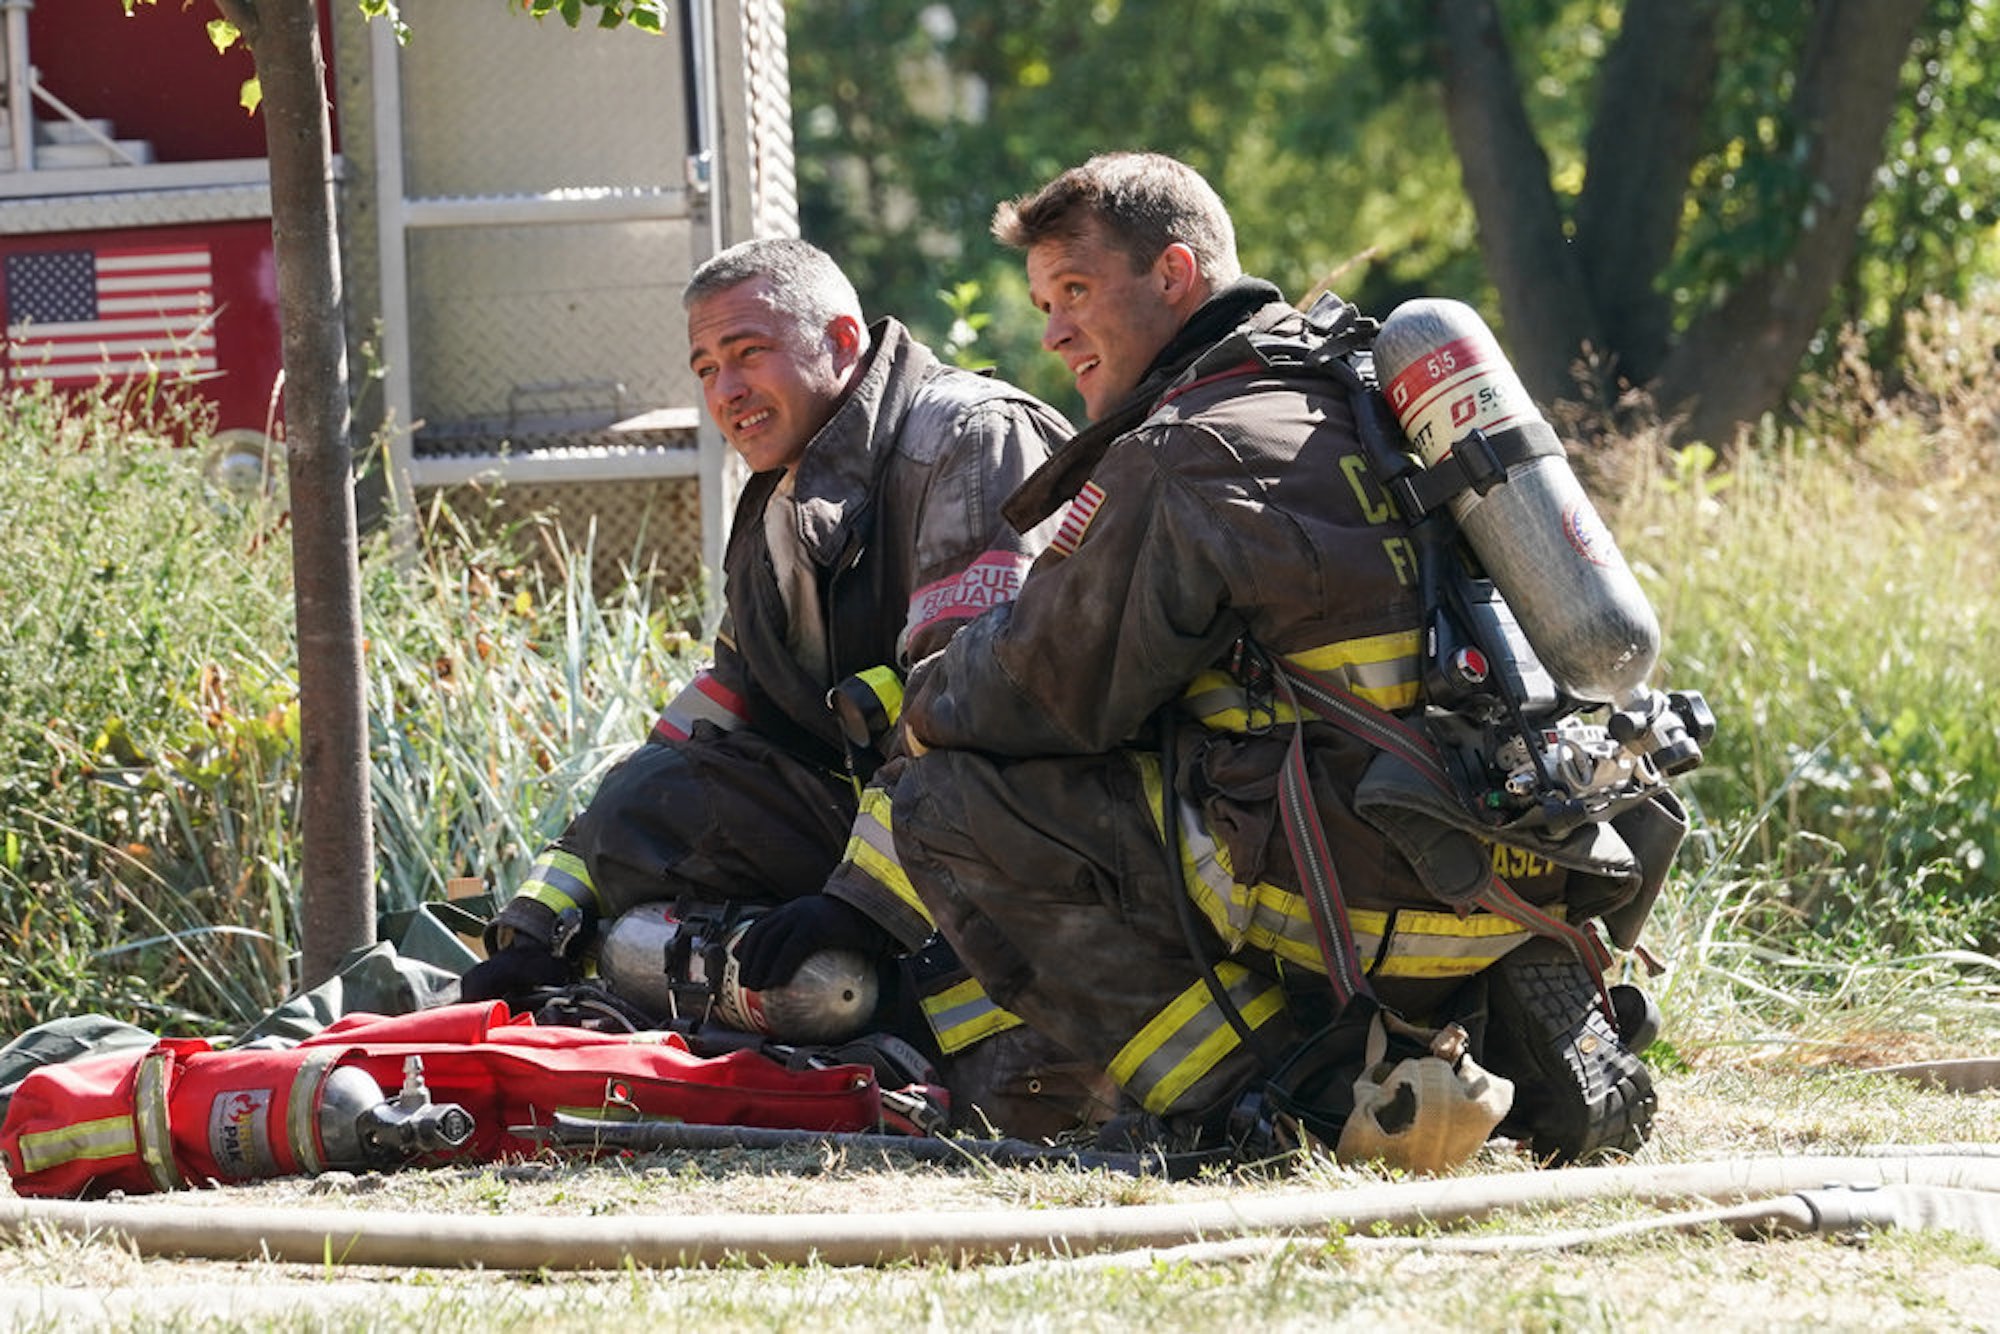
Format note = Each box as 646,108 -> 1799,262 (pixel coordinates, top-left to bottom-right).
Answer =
396,2 -> 688,200
406,220 -> 696,429
0,181 -> 270,235
743,0 -> 798,240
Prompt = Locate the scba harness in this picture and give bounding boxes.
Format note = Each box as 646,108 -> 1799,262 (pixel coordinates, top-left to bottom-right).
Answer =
1173,291 -> 1710,1051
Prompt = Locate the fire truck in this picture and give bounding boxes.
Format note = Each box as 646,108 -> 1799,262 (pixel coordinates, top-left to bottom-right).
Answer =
0,0 -> 796,594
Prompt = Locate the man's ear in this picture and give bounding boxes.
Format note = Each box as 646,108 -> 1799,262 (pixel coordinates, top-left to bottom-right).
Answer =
826,314 -> 865,371
1156,242 -> 1204,312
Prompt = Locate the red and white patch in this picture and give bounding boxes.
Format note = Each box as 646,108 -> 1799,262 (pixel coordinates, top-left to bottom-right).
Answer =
1048,481 -> 1107,558
1561,501 -> 1617,567
905,550 -> 1033,642
650,669 -> 750,743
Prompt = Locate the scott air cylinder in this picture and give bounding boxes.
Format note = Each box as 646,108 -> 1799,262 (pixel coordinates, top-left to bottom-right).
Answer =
598,901 -> 879,1044
1372,298 -> 1661,705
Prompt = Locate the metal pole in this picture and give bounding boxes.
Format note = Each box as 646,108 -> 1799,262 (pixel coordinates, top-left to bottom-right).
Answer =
3,0 -> 33,174
368,14 -> 416,526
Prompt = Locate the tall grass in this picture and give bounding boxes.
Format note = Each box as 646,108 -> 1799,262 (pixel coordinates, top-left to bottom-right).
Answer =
359,497 -> 703,916
0,385 -> 699,1035
1610,292 -> 2000,1062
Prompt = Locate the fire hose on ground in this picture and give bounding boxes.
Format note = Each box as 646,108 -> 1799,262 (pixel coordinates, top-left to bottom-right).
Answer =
4,1152 -> 2000,1271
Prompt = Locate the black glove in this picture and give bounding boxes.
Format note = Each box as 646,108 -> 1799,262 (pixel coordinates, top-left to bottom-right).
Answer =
459,940 -> 576,1005
733,895 -> 893,991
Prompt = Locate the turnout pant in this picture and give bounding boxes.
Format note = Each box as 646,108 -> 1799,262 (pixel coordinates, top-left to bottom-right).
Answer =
892,745 -> 1301,1121
522,724 -> 857,931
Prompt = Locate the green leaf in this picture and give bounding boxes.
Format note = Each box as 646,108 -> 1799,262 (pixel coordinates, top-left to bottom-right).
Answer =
239,76 -> 262,117
358,0 -> 412,44
206,19 -> 239,55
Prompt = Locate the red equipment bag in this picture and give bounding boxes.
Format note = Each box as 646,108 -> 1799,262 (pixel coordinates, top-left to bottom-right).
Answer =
0,1002 -> 882,1197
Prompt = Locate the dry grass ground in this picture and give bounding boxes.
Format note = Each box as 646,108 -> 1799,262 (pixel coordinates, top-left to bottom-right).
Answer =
1,1063 -> 1997,1331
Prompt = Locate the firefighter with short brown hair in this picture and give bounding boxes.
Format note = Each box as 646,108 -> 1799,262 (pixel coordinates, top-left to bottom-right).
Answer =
874,153 -> 1674,1165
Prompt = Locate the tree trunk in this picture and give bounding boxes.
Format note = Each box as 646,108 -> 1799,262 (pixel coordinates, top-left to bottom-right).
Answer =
1573,0 -> 1722,389
1430,0 -> 1601,405
227,0 -> 376,986
1655,0 -> 1926,447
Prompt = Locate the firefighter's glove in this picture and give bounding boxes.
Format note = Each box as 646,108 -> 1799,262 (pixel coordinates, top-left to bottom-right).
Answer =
733,895 -> 893,991
459,941 -> 576,1006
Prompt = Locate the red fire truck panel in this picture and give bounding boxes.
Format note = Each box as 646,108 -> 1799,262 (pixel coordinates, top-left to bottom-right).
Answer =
1,221 -> 282,436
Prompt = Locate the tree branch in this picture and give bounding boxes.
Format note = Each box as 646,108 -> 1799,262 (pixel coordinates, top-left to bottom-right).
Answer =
1660,0 -> 1926,445
1429,0 -> 1602,406
1574,0 -> 1721,387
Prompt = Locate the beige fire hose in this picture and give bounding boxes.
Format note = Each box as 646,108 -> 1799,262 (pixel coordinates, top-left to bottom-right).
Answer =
3,1153 -> 2000,1270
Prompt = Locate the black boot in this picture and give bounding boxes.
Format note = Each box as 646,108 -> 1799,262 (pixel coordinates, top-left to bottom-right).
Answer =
1483,940 -> 1656,1165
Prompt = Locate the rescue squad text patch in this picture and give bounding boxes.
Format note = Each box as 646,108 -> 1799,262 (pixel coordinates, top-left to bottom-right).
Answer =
905,550 -> 1032,641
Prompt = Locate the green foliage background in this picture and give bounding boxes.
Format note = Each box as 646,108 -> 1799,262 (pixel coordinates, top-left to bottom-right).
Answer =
0,387 -> 701,1034
787,0 -> 2000,420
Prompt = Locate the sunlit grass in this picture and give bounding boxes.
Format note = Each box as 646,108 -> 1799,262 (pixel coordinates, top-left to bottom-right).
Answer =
0,384 -> 700,1033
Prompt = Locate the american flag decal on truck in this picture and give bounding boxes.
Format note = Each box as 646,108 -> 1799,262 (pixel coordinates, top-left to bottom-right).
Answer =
5,245 -> 217,387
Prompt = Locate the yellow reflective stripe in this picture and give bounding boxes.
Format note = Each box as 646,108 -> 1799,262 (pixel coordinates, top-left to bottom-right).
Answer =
1349,908 -> 1388,969
520,847 -> 598,916
19,1114 -> 138,1176
134,1048 -> 183,1192
1397,906 -> 1560,938
1181,630 -> 1422,728
1186,834 -> 1325,971
918,977 -> 1023,1054
1134,749 -> 1351,974
1108,964 -> 1286,1115
852,665 -> 904,728
843,787 -> 932,925
1373,904 -> 1564,979
1289,631 -> 1424,692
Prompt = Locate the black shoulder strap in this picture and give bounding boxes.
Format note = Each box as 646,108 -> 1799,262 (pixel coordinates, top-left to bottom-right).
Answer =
1237,293 -> 1564,522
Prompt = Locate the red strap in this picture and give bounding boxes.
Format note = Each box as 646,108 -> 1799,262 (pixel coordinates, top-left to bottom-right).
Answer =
1155,359 -> 1263,409
1269,668 -> 1375,1007
1274,655 -> 1618,1026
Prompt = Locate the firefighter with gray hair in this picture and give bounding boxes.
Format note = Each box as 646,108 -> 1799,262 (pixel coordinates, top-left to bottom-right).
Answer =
462,237 -> 1083,1132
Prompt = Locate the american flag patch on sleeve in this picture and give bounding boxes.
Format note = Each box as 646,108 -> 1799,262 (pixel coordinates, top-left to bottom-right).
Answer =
1048,481 -> 1107,558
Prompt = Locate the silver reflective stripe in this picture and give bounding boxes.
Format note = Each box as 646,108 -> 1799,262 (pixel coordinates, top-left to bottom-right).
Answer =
1109,964 -> 1286,1115
288,1049 -> 345,1177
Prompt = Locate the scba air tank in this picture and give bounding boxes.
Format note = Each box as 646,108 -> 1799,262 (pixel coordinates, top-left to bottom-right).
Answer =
1372,298 -> 1660,705
598,902 -> 879,1044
